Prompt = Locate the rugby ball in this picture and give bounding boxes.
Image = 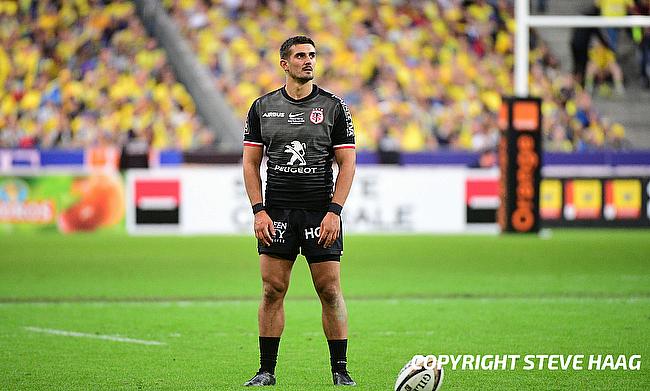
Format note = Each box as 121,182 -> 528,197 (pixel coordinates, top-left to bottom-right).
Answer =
394,355 -> 444,391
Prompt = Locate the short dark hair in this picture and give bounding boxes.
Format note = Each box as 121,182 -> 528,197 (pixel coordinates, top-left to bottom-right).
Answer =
280,36 -> 315,60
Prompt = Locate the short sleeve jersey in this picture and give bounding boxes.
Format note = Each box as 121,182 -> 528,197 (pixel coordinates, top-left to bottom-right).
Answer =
244,85 -> 355,210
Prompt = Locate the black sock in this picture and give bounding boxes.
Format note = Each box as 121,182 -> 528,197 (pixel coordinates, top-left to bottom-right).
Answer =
259,336 -> 280,375
327,339 -> 348,373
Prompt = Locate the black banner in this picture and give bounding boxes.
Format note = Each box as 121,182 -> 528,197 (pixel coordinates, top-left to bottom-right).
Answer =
498,97 -> 542,233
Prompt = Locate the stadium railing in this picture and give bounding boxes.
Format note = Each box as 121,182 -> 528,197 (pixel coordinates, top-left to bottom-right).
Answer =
2,149 -> 650,171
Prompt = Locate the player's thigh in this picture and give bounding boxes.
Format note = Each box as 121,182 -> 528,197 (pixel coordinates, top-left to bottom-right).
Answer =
260,254 -> 294,292
308,261 -> 341,293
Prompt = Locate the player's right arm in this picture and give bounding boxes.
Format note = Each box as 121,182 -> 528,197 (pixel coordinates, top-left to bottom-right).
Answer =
243,146 -> 275,246
243,100 -> 275,246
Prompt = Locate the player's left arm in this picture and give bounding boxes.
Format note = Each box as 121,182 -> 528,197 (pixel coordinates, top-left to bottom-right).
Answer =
319,98 -> 356,248
319,148 -> 356,248
331,148 -> 356,210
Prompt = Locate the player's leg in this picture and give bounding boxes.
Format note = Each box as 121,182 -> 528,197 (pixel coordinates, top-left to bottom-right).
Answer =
246,207 -> 298,386
309,261 -> 355,386
245,254 -> 294,386
301,209 -> 355,385
309,261 -> 347,339
259,254 -> 294,337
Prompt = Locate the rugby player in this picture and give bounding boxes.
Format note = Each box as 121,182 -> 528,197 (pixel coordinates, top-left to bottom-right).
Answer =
242,36 -> 357,387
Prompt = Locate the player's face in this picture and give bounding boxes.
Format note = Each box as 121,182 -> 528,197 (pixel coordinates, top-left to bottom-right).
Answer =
282,44 -> 316,83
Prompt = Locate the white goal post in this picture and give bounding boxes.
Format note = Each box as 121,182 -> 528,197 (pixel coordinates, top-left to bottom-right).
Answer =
514,0 -> 650,96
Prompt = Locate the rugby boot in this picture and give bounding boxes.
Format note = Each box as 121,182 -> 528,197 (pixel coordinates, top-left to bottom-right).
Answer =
332,370 -> 356,386
243,371 -> 276,386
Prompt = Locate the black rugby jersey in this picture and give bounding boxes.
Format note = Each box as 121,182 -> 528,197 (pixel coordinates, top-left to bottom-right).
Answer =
244,85 -> 355,210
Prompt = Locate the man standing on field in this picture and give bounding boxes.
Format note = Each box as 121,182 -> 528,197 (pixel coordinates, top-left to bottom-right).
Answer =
242,36 -> 356,387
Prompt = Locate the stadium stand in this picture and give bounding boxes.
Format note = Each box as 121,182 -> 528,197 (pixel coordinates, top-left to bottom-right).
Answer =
0,0 -> 639,154
166,0 -> 633,152
0,0 -> 209,151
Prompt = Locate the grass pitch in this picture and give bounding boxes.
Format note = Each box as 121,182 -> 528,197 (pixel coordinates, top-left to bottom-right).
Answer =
1,230 -> 649,390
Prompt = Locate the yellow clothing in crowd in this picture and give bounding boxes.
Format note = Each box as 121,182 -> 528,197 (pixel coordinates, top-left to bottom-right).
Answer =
596,0 -> 634,16
589,44 -> 617,70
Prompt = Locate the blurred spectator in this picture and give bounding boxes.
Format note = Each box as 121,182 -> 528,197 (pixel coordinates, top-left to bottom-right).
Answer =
471,148 -> 498,168
377,127 -> 401,165
596,0 -> 635,52
641,30 -> 650,89
119,128 -> 151,169
633,0 -> 650,88
604,120 -> 630,149
585,40 -> 626,95
570,5 -> 614,87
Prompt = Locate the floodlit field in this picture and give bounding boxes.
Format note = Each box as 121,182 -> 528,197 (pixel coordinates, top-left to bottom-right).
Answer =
1,231 -> 649,390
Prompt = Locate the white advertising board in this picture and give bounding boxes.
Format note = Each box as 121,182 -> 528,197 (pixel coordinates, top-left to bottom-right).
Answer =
343,166 -> 466,233
126,167 -> 252,235
126,166 -> 468,235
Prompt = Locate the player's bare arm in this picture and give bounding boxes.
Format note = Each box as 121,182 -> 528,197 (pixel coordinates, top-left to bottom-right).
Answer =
243,145 -> 275,246
319,148 -> 356,248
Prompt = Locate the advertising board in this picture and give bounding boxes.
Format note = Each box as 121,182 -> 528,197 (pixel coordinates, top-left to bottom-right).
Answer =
126,167 -> 468,235
465,173 -> 650,228
0,173 -> 125,233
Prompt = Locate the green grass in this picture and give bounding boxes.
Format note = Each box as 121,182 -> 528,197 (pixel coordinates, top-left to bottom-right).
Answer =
1,230 -> 649,390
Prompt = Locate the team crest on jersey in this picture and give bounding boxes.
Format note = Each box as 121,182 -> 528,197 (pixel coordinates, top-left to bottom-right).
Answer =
310,108 -> 324,124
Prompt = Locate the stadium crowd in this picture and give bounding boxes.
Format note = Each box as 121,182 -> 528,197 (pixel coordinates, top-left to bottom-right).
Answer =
0,0 -> 643,153
168,0 -> 636,152
0,0 -> 208,150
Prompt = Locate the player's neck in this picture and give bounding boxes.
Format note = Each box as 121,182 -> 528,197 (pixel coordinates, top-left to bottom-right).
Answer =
284,79 -> 314,100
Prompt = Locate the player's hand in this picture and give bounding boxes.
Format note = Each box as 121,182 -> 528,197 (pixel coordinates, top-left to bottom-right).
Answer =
254,211 -> 275,246
318,212 -> 340,248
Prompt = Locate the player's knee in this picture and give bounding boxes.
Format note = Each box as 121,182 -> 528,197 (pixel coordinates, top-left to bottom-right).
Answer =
316,284 -> 341,307
262,280 -> 288,303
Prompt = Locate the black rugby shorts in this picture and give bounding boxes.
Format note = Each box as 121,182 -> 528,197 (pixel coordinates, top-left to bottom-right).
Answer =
258,207 -> 343,263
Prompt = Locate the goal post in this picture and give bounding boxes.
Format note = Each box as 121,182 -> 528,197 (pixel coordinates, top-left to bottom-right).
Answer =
514,0 -> 650,97
501,0 -> 650,233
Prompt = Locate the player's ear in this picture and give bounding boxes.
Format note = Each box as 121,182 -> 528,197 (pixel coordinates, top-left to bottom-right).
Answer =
280,58 -> 288,72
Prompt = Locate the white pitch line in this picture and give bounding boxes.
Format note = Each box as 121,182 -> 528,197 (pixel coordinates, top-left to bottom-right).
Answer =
24,326 -> 166,346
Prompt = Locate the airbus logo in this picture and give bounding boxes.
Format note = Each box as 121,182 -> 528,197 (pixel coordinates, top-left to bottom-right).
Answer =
262,112 -> 285,118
